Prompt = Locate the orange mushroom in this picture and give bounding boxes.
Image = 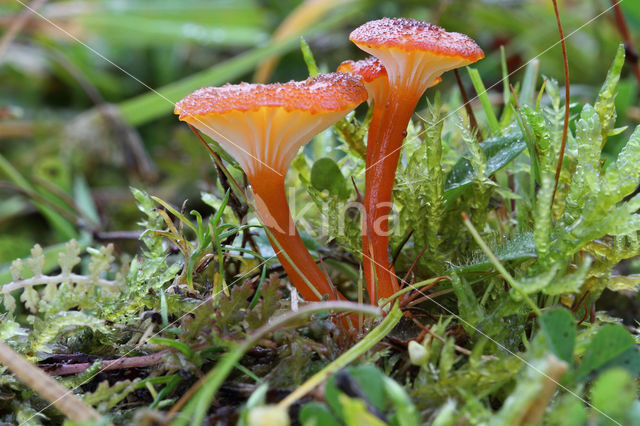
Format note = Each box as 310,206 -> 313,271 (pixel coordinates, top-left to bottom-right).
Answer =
349,18 -> 484,302
175,73 -> 368,303
337,56 -> 441,302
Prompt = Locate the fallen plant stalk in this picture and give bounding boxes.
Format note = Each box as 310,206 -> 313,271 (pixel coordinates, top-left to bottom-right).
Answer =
42,350 -> 168,376
0,341 -> 105,424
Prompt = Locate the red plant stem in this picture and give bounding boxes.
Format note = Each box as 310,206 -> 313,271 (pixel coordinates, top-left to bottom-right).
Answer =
611,0 -> 640,88
249,170 -> 341,302
364,89 -> 421,302
551,0 -> 571,208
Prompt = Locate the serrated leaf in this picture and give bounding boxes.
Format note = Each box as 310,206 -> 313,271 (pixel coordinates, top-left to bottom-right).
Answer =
20,286 -> 39,313
594,44 -> 625,144
543,256 -> 592,296
9,259 -> 23,282
26,245 -> 45,277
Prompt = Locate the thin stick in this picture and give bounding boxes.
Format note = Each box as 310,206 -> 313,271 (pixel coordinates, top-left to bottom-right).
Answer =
610,0 -> 640,88
0,341 -> 104,423
42,350 -> 168,376
551,0 -> 571,208
454,69 -> 482,141
400,244 -> 429,286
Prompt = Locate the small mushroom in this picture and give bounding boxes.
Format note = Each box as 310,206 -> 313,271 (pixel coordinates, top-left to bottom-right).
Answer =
338,56 -> 441,299
349,18 -> 484,301
175,73 -> 368,302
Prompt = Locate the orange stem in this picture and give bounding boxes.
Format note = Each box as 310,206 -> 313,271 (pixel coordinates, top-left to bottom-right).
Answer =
364,89 -> 420,302
248,170 -> 340,302
362,97 -> 386,302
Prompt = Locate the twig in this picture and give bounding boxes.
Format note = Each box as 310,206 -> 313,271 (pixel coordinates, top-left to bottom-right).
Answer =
610,0 -> 640,88
42,350 -> 168,376
400,244 -> 428,286
454,69 -> 482,140
391,229 -> 414,266
0,341 -> 105,423
551,0 -> 571,208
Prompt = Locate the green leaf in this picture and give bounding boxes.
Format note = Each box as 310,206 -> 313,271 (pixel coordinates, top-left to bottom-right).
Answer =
149,337 -> 194,359
444,133 -> 526,203
347,365 -> 386,411
451,232 -> 537,274
73,175 -> 102,227
451,273 -> 483,336
576,324 -> 637,381
300,37 -> 319,77
594,44 -> 625,144
539,309 -> 576,363
591,368 -> 637,426
383,376 -> 420,426
310,157 -> 349,198
325,365 -> 386,420
339,394 -> 386,426
599,346 -> 640,378
607,275 -> 640,292
299,402 -> 341,426
467,67 -> 500,134
519,59 -> 539,107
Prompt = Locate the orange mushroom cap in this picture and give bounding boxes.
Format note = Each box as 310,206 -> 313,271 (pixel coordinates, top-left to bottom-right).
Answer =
349,18 -> 483,93
337,56 -> 442,87
349,18 -> 484,60
338,56 -> 442,105
175,74 -> 366,305
337,56 -> 387,84
175,73 -> 367,177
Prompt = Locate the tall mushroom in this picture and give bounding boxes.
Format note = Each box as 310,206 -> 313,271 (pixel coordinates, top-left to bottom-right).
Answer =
349,18 -> 484,302
175,73 -> 368,302
337,57 -> 440,301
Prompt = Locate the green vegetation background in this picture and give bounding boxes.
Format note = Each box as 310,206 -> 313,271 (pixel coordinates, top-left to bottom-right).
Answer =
2,0 -> 638,262
3,0 -> 640,425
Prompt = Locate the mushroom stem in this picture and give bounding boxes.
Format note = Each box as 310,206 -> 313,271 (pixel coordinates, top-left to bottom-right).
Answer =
362,96 -> 387,302
364,89 -> 422,301
249,170 -> 338,302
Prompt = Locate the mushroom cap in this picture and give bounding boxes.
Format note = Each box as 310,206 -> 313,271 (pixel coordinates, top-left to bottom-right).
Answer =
175,73 -> 367,176
349,18 -> 484,62
175,73 -> 367,118
337,56 -> 442,103
348,18 -> 483,96
337,56 -> 387,83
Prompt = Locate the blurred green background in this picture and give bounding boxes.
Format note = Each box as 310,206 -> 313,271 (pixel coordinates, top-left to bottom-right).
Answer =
1,0 -> 639,266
